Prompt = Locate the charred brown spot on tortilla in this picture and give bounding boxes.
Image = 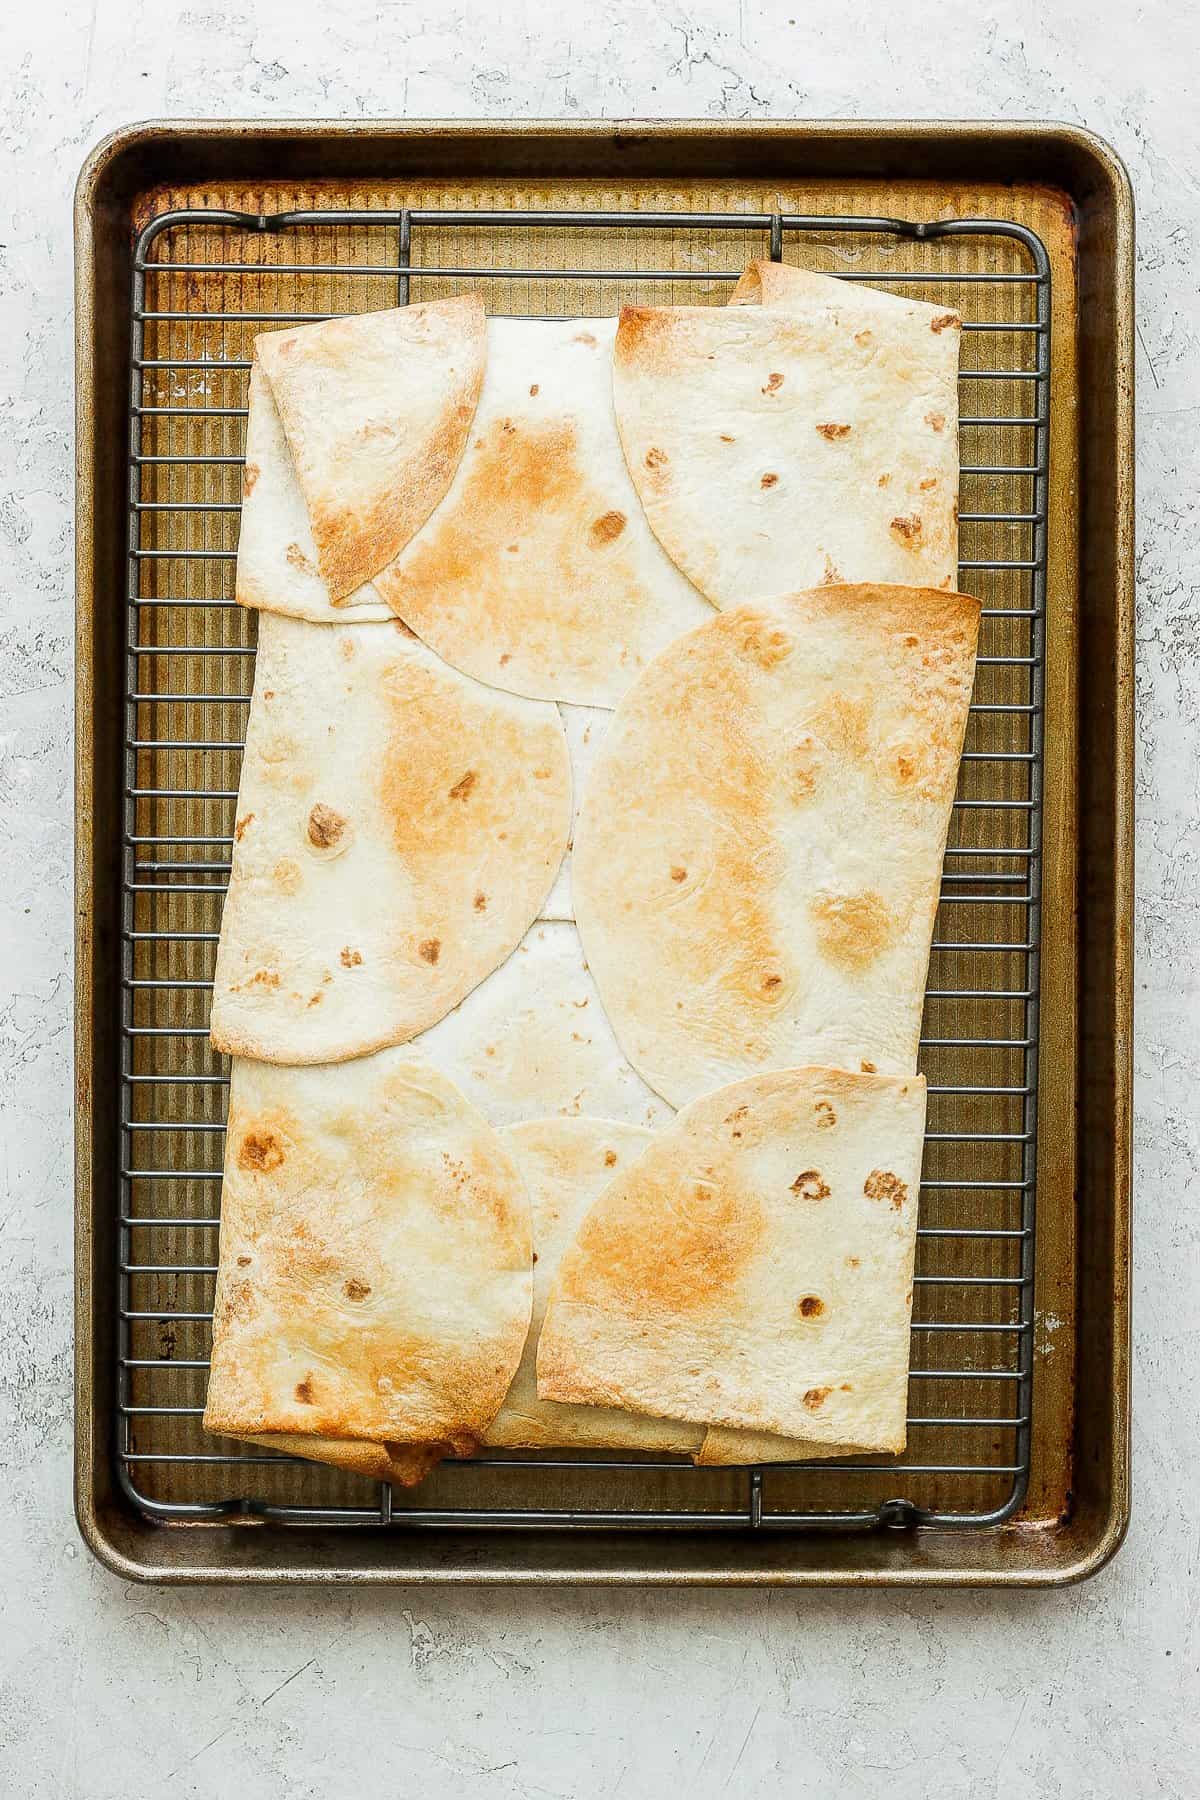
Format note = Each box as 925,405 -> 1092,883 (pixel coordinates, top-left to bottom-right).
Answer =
306,992 -> 323,1007
307,802 -> 346,849
237,1130 -> 285,1173
761,972 -> 783,993
235,1254 -> 252,1267
930,312 -> 958,333
294,1377 -> 315,1405
339,946 -> 363,968
854,328 -> 873,347
234,812 -> 255,842
644,446 -> 669,470
890,513 -> 924,547
499,652 -> 511,665
590,509 -> 627,546
803,1386 -> 831,1411
343,1279 -> 371,1302
670,865 -> 687,883
529,383 -> 539,396
474,891 -> 488,912
419,938 -> 441,965
811,890 -> 895,970
919,476 -> 939,491
815,422 -> 852,440
924,411 -> 946,432
604,1150 -> 618,1167
791,1169 -> 830,1202
574,330 -> 598,348
719,433 -> 736,443
242,462 -> 260,497
762,372 -> 784,394
285,541 -> 316,574
815,1100 -> 836,1129
247,967 -> 280,990
448,768 -> 477,802
760,471 -> 779,489
846,1255 -> 861,1269
738,619 -> 792,668
798,1295 -> 825,1319
864,1169 -> 909,1210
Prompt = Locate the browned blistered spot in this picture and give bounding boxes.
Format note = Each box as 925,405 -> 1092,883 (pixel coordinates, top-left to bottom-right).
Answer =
590,509 -> 627,546
670,865 -> 687,883
737,619 -> 792,668
846,1256 -> 861,1269
339,946 -> 363,968
791,1170 -> 830,1202
500,417 -> 516,436
811,890 -> 895,970
242,462 -> 260,497
924,411 -> 946,432
286,542 -> 315,574
236,1254 -> 252,1267
248,967 -> 280,991
273,858 -> 302,895
865,1169 -> 909,1210
724,1104 -> 749,1126
392,618 -> 418,640
306,992 -> 323,1007
919,476 -> 939,491
815,422 -> 852,440
234,812 -> 255,841
499,652 -> 511,665
819,553 -> 842,587
760,471 -> 779,489
877,472 -> 891,487
890,513 -> 924,546
762,371 -> 784,394
860,1061 -> 877,1073
931,311 -> 958,333
263,689 -> 276,699
295,1377 -> 315,1405
574,330 -> 597,348
604,1150 -> 618,1167
815,1100 -> 836,1129
565,1166 -> 765,1317
448,768 -> 477,802
719,433 -> 736,443
798,1295 -> 825,1319
854,328 -> 873,347
238,1130 -> 284,1174
344,1279 -> 371,1301
471,892 -> 487,915
307,802 -> 346,849
644,446 -> 669,470
419,938 -> 441,965
761,972 -> 782,993
803,1386 -> 832,1411
529,383 -> 539,396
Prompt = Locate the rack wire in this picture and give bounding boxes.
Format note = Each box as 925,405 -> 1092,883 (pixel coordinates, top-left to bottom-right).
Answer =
118,203 -> 1048,1533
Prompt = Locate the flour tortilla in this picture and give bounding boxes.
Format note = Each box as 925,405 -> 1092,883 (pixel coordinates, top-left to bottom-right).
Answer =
203,1053 -> 533,1471
486,1118 -> 701,1453
612,275 -> 960,602
537,1067 -> 926,1450
236,361 -> 390,623
210,611 -> 570,1064
373,317 -> 712,705
256,295 -> 486,600
572,584 -> 980,1108
406,920 -> 672,1132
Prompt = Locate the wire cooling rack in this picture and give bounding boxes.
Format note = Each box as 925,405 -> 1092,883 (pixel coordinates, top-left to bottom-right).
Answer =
118,204 -> 1047,1533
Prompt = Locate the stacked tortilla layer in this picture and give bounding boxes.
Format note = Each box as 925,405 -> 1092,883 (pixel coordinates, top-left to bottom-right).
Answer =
203,263 -> 976,1480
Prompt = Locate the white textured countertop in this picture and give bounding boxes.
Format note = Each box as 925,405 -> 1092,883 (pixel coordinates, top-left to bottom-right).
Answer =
0,1 -> 1192,1793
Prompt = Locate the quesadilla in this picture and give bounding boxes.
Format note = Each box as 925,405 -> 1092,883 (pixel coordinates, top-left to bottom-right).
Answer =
536,1067 -> 926,1450
210,611 -> 571,1064
572,584 -> 980,1107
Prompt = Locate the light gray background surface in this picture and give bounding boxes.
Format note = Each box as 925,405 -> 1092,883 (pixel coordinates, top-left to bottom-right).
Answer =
0,3 -> 1188,1793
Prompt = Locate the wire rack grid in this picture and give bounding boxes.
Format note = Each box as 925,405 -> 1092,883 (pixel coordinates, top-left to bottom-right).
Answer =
117,202 -> 1048,1535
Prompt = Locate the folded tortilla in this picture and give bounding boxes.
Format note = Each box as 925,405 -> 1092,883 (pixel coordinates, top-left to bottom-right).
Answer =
203,1053 -> 533,1474
612,270 -> 960,603
487,1118 -> 701,1453
236,361 -> 390,623
372,317 -> 713,705
537,1067 -> 927,1451
254,294 -> 486,600
572,584 -> 980,1108
210,611 -> 571,1064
